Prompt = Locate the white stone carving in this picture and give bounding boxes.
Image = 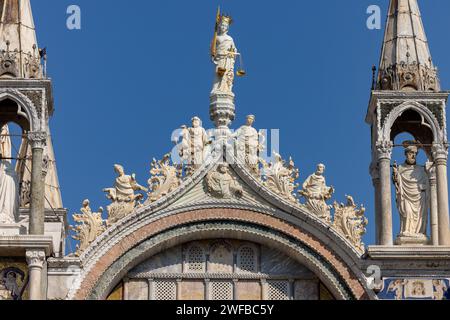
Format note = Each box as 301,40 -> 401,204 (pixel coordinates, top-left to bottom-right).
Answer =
178,117 -> 210,173
393,142 -> 430,245
433,280 -> 448,300
103,164 -> 147,226
333,196 -> 368,252
0,124 -> 19,224
206,164 -> 243,199
70,200 -> 106,257
299,164 -> 334,222
260,152 -> 299,203
147,154 -> 182,203
211,14 -> 239,94
25,250 -> 46,268
234,115 -> 264,175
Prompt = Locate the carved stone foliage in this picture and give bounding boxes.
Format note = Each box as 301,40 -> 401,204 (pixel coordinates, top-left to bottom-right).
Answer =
146,154 -> 182,203
0,41 -> 18,78
70,200 -> 106,257
205,163 -> 243,199
103,164 -> 147,226
378,62 -> 440,92
260,152 -> 299,203
332,196 -> 368,253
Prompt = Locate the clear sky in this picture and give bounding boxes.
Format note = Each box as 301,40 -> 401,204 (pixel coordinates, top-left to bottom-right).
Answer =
29,0 -> 450,253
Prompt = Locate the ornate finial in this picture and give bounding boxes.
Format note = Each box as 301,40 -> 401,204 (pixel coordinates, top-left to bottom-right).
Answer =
371,65 -> 377,90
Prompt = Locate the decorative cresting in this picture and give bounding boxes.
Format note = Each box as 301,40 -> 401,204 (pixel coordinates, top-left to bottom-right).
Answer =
103,164 -> 147,226
333,196 -> 368,253
70,200 -> 106,257
71,137 -> 369,257
260,151 -> 299,203
376,0 -> 440,92
146,154 -> 182,203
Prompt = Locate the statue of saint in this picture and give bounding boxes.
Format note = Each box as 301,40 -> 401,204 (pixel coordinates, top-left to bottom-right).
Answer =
0,124 -> 19,224
211,14 -> 239,94
206,163 -> 243,199
104,164 -> 147,203
299,164 -> 334,221
234,115 -> 264,175
393,142 -> 430,244
178,117 -> 210,169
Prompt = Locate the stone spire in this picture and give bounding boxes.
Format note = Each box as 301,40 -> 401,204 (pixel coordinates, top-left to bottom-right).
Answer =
377,0 -> 440,92
0,0 -> 42,78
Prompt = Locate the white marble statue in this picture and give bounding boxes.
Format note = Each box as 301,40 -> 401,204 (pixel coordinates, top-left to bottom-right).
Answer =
0,124 -> 19,224
103,164 -> 147,225
393,142 -> 430,244
211,14 -> 239,94
206,163 -> 243,199
299,164 -> 334,222
234,115 -> 264,175
178,117 -> 210,170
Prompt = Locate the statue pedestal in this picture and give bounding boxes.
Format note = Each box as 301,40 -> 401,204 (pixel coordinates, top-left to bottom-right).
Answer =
395,234 -> 429,246
210,91 -> 235,128
0,224 -> 26,236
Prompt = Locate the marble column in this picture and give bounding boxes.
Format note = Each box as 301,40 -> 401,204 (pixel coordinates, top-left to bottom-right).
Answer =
26,249 -> 46,300
433,144 -> 450,245
428,165 -> 439,246
28,132 -> 47,235
377,141 -> 393,246
370,162 -> 382,245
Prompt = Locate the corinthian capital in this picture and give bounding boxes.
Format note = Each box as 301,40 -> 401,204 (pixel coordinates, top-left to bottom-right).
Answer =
28,131 -> 47,149
432,142 -> 448,163
376,140 -> 393,160
26,250 -> 46,268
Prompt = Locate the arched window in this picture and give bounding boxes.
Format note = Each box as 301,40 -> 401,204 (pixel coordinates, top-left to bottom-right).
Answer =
186,244 -> 205,272
237,245 -> 257,273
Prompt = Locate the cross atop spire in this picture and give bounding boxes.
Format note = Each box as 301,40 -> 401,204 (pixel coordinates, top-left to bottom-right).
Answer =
0,0 -> 42,78
377,0 -> 440,92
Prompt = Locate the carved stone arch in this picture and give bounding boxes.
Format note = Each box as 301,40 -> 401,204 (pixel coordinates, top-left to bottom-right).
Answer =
68,209 -> 373,300
0,89 -> 41,132
382,101 -> 442,149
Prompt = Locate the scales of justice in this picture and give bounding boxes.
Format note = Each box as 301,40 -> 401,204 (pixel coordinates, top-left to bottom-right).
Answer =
210,7 -> 246,95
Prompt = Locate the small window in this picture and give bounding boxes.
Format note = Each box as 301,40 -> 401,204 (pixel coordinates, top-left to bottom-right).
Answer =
237,246 -> 257,273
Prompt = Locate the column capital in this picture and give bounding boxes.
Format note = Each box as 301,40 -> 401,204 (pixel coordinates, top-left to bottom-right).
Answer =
26,250 -> 46,269
376,140 -> 393,161
432,143 -> 448,163
28,131 -> 47,149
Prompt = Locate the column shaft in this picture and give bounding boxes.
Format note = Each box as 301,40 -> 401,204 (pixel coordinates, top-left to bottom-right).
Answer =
436,160 -> 450,245
429,174 -> 439,246
379,158 -> 393,246
29,147 -> 45,235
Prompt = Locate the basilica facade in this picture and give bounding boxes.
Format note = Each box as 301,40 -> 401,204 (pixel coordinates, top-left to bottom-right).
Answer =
0,0 -> 449,300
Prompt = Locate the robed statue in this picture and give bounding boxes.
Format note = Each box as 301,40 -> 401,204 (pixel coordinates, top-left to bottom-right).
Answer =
210,9 -> 244,94
0,125 -> 19,224
393,141 -> 430,244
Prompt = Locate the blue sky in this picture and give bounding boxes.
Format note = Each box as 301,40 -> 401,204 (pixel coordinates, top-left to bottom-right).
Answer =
28,0 -> 450,252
